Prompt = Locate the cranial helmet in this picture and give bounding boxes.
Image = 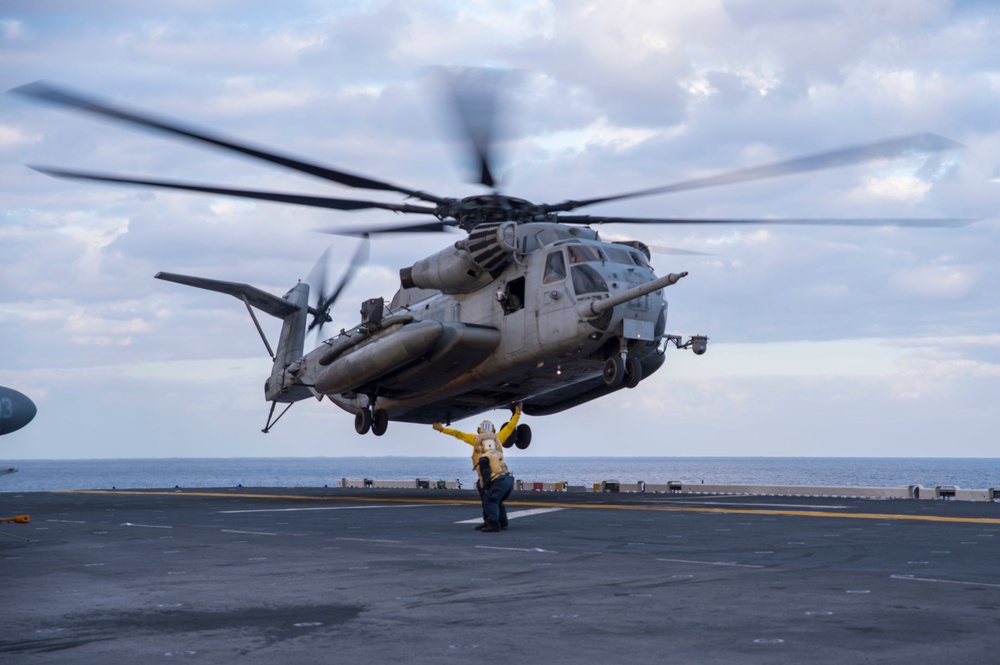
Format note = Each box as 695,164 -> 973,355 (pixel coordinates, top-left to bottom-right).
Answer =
478,420 -> 495,434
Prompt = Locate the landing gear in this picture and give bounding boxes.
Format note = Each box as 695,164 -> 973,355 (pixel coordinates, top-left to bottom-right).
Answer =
604,349 -> 642,389
354,409 -> 372,435
356,406 -> 390,436
603,355 -> 625,387
502,422 -> 532,449
623,356 -> 643,389
371,409 -> 389,436
514,424 -> 532,449
501,421 -> 514,448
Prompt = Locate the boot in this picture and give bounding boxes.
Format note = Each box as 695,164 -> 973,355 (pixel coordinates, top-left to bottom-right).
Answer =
481,522 -> 501,533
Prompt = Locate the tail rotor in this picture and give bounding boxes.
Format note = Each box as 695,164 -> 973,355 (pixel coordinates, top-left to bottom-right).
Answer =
307,237 -> 370,342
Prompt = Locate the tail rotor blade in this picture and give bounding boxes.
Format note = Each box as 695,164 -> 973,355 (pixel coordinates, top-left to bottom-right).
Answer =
307,238 -> 370,339
306,247 -> 332,336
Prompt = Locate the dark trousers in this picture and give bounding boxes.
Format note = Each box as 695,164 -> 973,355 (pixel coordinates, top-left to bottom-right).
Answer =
483,474 -> 514,527
476,480 -> 487,522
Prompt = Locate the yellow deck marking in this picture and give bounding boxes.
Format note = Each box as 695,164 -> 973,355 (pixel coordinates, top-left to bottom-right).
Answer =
54,489 -> 1000,525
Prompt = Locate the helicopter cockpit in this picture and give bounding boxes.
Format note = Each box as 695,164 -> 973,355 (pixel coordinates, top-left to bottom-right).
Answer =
540,239 -> 655,300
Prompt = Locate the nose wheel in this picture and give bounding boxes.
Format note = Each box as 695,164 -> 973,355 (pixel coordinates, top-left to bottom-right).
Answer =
603,355 -> 642,389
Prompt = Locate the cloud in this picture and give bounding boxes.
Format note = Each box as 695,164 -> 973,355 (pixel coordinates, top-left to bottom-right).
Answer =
888,264 -> 979,299
1,1 -> 998,460
0,124 -> 39,150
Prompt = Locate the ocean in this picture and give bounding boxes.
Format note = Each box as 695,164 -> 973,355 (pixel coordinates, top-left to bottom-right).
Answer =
2,457 -> 999,493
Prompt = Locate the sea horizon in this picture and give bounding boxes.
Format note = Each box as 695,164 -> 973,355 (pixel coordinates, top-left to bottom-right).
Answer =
3,456 -> 998,494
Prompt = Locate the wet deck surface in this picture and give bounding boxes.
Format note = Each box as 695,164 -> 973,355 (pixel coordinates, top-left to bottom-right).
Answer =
3,487 -> 999,663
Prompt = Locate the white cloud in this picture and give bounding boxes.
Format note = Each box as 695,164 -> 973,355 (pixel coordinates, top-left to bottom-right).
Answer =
888,264 -> 978,299
861,174 -> 931,202
1,19 -> 23,40
207,78 -> 319,115
0,125 -> 39,150
667,338 -> 906,379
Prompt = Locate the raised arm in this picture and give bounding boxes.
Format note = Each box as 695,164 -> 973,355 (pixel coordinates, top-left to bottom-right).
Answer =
433,422 -> 477,445
497,403 -> 523,444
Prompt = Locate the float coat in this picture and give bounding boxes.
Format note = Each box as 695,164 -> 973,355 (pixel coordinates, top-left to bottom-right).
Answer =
438,410 -> 520,470
477,446 -> 510,486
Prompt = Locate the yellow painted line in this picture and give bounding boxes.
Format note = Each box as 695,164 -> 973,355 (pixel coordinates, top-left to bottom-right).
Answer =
53,489 -> 1000,525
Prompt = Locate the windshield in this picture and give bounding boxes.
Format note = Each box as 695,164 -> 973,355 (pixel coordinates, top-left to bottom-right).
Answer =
602,246 -> 633,265
543,250 -> 567,284
571,264 -> 609,294
568,245 -> 604,264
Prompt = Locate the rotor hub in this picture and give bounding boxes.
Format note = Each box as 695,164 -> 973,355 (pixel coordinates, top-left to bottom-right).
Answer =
453,194 -> 544,230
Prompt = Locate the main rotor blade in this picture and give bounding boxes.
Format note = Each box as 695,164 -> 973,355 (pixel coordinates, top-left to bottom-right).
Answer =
437,67 -> 509,189
542,134 -> 965,213
10,81 -> 448,205
645,245 -> 715,256
557,215 -> 978,228
313,220 -> 456,236
29,166 -> 441,214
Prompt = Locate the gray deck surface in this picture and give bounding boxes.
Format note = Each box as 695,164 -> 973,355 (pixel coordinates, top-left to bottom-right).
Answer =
3,487 -> 999,664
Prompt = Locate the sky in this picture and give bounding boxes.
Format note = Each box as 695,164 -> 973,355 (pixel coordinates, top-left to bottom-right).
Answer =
1,0 -> 999,459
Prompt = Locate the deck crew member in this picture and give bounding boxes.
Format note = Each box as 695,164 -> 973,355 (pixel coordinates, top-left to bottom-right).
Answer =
476,439 -> 514,532
433,403 -> 521,529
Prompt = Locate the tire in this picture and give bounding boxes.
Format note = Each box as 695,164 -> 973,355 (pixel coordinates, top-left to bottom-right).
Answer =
624,356 -> 643,389
371,409 -> 389,436
354,409 -> 372,435
514,424 -> 532,449
603,356 -> 625,388
501,421 -> 515,448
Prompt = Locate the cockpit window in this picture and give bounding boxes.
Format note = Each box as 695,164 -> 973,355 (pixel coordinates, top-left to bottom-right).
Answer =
543,250 -> 567,284
602,246 -> 633,265
568,245 -> 604,264
533,227 -> 560,248
630,251 -> 650,268
571,264 -> 609,295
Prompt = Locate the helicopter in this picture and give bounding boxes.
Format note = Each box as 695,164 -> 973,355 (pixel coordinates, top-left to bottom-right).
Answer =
9,72 -> 972,447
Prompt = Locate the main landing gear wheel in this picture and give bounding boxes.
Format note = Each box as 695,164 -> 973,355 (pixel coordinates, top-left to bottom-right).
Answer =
354,409 -> 372,435
514,423 -> 532,449
501,421 -> 514,448
624,356 -> 643,389
603,355 -> 625,388
371,409 -> 389,436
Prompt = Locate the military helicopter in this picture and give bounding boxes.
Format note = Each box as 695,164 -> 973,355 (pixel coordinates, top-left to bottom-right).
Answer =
10,72 -> 971,446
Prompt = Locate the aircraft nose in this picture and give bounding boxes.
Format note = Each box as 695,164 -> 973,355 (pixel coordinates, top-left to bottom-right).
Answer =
0,388 -> 37,435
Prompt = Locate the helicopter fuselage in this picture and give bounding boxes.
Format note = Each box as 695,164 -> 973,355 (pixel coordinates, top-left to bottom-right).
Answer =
292,222 -> 673,426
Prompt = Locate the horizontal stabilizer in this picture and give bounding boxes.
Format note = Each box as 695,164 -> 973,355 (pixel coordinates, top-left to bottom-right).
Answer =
155,272 -> 300,318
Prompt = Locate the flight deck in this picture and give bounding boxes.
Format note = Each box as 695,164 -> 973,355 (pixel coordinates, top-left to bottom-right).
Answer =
3,487 -> 999,664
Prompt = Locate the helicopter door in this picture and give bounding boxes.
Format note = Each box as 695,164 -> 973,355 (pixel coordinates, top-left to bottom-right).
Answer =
498,276 -> 527,353
536,249 -> 576,353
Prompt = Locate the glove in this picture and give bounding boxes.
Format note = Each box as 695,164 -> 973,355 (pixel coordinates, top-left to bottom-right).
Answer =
432,423 -> 444,432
